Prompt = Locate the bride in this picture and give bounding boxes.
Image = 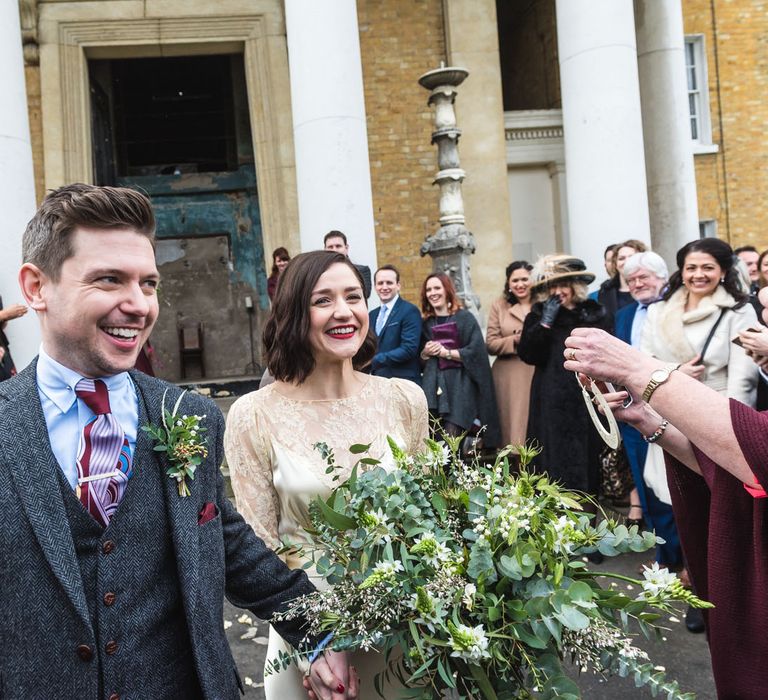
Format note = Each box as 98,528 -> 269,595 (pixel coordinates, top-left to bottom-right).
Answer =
225,250 -> 428,699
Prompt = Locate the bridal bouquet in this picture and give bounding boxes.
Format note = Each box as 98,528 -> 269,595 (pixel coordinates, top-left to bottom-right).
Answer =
270,437 -> 709,699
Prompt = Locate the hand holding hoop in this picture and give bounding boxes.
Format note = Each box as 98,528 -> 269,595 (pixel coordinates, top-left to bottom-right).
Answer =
576,373 -> 621,450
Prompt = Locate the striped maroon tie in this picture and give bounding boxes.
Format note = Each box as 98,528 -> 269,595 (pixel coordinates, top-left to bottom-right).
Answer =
75,379 -> 132,527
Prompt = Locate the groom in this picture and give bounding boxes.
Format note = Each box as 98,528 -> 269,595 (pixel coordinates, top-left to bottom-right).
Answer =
0,184 -> 354,699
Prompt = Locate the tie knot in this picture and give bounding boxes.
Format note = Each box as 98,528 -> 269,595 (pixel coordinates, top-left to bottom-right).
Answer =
76,379 -> 112,415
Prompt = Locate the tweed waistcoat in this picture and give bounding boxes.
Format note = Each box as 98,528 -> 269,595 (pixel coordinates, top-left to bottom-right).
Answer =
56,451 -> 202,699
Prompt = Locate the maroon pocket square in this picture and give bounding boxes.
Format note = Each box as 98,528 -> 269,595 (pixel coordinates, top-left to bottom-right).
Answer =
198,502 -> 218,525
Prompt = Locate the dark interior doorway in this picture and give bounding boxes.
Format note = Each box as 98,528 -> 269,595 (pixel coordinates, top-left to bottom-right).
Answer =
89,53 -> 266,383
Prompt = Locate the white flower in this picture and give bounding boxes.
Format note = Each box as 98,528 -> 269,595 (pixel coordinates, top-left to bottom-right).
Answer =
410,533 -> 452,567
462,583 -> 477,610
374,560 -> 404,575
424,442 -> 451,469
449,623 -> 491,661
640,563 -> 678,598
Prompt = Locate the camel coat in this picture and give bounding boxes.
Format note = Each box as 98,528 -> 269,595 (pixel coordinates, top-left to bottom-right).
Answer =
486,297 -> 535,447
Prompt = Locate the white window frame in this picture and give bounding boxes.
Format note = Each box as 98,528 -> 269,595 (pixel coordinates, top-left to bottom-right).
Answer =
685,35 -> 718,155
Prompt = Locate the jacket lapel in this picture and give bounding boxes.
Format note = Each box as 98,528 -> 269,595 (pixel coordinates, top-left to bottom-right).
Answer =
379,297 -> 402,338
0,362 -> 92,630
131,373 -> 199,618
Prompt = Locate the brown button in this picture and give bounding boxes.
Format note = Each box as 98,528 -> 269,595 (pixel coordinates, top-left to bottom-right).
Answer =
76,644 -> 93,662
103,592 -> 116,606
108,694 -> 120,700
105,640 -> 118,655
102,540 -> 115,554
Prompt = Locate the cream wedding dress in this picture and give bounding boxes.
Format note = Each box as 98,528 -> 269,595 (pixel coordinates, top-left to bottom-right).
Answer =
225,375 -> 428,699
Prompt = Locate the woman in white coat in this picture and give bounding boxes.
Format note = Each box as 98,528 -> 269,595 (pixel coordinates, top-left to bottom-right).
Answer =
641,238 -> 758,406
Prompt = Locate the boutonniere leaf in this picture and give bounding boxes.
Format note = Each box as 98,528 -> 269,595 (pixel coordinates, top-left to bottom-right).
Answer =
142,389 -> 208,497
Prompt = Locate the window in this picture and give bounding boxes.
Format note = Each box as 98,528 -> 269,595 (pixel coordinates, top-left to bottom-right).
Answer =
699,220 -> 717,238
685,36 -> 717,153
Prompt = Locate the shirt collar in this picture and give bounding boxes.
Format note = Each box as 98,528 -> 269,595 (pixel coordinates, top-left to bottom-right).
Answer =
382,294 -> 399,311
37,345 -> 132,414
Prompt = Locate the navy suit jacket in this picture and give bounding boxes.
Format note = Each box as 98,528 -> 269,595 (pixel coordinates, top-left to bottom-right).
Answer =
369,296 -> 422,383
614,301 -> 638,344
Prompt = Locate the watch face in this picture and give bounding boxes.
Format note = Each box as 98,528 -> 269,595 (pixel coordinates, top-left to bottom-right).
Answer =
650,368 -> 668,382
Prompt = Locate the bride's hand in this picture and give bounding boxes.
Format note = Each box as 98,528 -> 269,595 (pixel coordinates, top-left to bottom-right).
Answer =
304,651 -> 358,700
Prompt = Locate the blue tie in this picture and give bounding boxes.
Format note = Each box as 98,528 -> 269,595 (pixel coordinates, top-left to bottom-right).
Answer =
376,305 -> 389,335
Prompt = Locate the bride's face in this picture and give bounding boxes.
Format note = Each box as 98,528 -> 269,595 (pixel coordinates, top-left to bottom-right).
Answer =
309,262 -> 368,363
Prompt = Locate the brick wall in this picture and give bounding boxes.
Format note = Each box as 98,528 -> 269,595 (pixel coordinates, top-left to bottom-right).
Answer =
684,0 -> 768,251
357,0 -> 445,305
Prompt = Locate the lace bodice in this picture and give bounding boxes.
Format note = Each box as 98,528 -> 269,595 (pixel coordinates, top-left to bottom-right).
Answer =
224,375 -> 428,553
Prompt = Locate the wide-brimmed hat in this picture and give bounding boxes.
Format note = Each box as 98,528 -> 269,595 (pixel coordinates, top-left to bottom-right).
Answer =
529,254 -> 595,291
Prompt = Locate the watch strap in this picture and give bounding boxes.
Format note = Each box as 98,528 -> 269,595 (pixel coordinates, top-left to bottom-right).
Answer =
641,363 -> 680,403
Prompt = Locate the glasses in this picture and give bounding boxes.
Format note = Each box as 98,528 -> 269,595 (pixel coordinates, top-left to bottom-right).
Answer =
627,274 -> 653,287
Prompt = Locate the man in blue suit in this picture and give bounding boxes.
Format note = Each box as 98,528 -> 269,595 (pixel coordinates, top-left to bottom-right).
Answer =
369,265 -> 422,384
615,252 -> 683,571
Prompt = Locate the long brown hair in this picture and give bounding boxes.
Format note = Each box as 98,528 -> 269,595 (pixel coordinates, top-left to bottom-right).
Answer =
264,250 -> 376,384
420,272 -> 464,318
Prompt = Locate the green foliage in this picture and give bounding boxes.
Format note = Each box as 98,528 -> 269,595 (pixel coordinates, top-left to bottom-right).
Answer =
271,439 -> 709,699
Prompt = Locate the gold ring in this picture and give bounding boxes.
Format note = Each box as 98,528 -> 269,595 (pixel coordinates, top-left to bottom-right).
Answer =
568,349 -> 577,361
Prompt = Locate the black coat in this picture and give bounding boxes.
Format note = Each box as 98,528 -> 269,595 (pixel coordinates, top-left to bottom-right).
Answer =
518,299 -> 611,493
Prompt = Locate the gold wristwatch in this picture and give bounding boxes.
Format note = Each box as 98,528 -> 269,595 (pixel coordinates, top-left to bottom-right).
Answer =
641,363 -> 681,403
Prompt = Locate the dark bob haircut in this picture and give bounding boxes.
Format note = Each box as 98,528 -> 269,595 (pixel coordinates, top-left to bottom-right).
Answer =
664,237 -> 747,306
263,250 -> 376,384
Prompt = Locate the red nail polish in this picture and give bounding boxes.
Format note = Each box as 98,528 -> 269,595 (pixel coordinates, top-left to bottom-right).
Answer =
337,683 -> 345,693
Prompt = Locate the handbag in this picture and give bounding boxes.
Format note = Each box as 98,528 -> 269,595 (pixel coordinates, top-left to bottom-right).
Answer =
599,444 -> 634,501
431,320 -> 462,370
643,442 -> 672,505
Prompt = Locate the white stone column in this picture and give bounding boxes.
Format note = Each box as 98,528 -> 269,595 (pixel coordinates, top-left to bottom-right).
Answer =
0,4 -> 39,370
635,0 -> 700,264
555,0 -> 651,279
285,0 -> 377,275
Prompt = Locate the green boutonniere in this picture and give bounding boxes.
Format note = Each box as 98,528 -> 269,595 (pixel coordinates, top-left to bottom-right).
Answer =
143,389 -> 208,497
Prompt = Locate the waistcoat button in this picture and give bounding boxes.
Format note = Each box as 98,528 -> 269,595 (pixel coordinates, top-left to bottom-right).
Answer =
108,694 -> 120,700
103,591 -> 116,606
76,644 -> 93,662
102,540 -> 116,554
105,640 -> 118,655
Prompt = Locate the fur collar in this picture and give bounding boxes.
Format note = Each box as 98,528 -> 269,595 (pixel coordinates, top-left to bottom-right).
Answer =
653,286 -> 737,362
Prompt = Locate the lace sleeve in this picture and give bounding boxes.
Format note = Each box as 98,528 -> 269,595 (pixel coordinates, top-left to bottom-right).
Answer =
391,379 -> 429,454
224,392 -> 281,550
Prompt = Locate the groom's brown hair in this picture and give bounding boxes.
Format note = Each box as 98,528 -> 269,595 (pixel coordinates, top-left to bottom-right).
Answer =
22,183 -> 156,281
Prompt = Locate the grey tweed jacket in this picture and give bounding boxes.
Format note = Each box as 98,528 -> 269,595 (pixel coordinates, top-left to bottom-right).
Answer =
0,361 -> 315,699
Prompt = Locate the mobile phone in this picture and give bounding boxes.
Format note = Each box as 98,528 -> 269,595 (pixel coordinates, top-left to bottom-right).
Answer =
733,328 -> 763,348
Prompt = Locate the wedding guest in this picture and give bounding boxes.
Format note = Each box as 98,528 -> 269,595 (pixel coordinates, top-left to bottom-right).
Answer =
0,296 -> 27,380
758,248 -> 768,289
486,261 -> 535,447
324,230 -> 372,299
369,264 -> 422,384
226,250 -> 428,699
267,246 -> 291,301
419,272 -> 500,451
614,252 -> 682,570
734,245 -> 760,293
640,238 -> 758,407
564,324 -> 768,698
518,255 -> 611,542
592,238 -> 647,324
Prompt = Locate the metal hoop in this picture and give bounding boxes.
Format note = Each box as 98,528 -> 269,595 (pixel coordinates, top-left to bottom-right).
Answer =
577,373 -> 621,449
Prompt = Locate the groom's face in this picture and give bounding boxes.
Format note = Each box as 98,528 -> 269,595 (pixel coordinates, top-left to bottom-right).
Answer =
39,227 -> 160,378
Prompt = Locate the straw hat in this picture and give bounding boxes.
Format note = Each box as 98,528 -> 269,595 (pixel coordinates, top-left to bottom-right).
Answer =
529,254 -> 595,291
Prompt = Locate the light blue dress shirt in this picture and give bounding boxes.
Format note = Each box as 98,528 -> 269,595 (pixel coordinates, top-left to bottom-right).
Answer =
36,346 -> 139,490
630,304 -> 649,348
